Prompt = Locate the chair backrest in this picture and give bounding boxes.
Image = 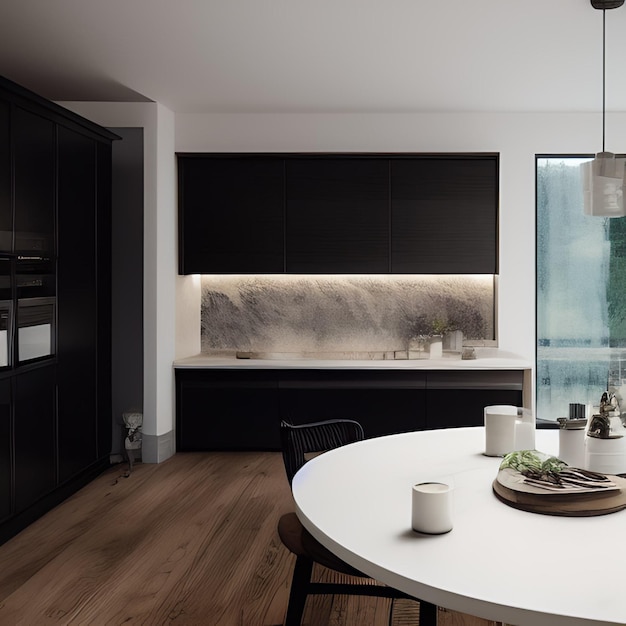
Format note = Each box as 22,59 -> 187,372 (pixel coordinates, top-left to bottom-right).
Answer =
280,419 -> 365,486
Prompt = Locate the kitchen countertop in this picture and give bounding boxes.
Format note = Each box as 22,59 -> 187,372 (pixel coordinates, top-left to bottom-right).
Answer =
173,348 -> 531,370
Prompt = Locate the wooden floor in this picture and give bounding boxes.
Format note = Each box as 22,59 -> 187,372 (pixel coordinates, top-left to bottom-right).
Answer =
0,452 -> 500,625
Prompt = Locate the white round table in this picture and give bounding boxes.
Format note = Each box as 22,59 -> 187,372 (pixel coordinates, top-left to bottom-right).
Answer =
292,427 -> 626,626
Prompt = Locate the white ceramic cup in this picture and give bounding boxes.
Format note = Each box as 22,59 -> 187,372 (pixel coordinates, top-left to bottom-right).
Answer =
484,405 -> 517,457
584,435 -> 626,474
411,482 -> 453,534
515,408 -> 536,451
559,428 -> 586,468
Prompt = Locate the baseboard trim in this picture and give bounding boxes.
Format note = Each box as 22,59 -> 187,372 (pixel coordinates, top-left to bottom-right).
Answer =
141,430 -> 175,463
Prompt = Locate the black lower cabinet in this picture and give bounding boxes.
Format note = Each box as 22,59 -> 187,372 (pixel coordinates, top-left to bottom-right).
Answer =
425,389 -> 523,429
14,365 -> 56,514
57,357 -> 98,483
176,370 -> 279,450
424,371 -> 524,429
176,368 -> 524,451
0,378 -> 11,522
280,388 -> 427,438
1,361 -> 110,545
279,371 -> 427,438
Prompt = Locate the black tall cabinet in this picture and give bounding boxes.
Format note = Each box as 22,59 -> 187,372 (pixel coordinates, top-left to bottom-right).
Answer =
13,107 -> 56,255
0,101 -> 12,251
0,75 -> 116,544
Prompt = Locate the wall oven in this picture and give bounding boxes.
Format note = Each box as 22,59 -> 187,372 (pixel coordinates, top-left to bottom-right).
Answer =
0,258 -> 11,369
0,303 -> 9,368
0,255 -> 56,368
16,256 -> 55,364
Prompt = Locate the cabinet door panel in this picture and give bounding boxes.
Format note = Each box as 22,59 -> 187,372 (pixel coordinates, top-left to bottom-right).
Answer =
280,388 -> 426,438
279,369 -> 427,438
425,389 -> 523,430
96,141 -> 112,460
178,385 -> 280,450
425,371 -> 523,429
14,365 -> 56,513
178,157 -> 285,274
0,379 -> 11,521
0,100 -> 11,252
57,126 -> 98,481
286,159 -> 389,273
13,107 -> 55,255
176,370 -> 280,450
391,157 -> 498,274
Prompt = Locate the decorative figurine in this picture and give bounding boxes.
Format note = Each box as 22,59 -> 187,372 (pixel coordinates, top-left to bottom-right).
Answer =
599,391 -> 620,416
589,390 -> 622,439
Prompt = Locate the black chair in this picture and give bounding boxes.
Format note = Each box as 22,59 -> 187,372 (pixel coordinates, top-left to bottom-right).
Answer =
278,419 -> 437,626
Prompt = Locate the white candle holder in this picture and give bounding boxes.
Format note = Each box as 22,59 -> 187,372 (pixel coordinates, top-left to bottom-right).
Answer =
411,482 -> 453,535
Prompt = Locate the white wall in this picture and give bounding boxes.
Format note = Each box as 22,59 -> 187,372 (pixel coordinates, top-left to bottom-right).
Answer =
176,110 -> 626,371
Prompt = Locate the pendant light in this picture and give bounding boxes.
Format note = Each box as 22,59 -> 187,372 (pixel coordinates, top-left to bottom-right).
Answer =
581,0 -> 626,217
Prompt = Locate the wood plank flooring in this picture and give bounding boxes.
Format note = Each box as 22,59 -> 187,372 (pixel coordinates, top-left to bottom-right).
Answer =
0,452 -> 500,625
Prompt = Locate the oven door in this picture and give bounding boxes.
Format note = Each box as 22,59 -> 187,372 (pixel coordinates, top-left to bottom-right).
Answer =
0,301 -> 11,368
0,258 -> 13,368
17,297 -> 55,363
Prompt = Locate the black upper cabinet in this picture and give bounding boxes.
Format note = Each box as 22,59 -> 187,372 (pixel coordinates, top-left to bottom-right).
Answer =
13,107 -> 55,255
0,100 -> 10,252
178,156 -> 285,274
178,153 -> 498,275
286,158 -> 389,273
391,157 -> 498,274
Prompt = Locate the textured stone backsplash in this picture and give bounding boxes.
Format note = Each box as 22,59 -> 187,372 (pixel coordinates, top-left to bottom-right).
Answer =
201,275 -> 495,353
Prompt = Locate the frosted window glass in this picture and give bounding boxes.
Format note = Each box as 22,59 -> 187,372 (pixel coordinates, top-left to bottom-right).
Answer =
537,157 -> 626,421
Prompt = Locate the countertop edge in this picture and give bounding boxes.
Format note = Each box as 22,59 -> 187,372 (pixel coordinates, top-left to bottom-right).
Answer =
173,350 -> 532,370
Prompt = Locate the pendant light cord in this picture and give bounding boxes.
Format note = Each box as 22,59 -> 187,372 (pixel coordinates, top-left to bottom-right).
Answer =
602,8 -> 606,152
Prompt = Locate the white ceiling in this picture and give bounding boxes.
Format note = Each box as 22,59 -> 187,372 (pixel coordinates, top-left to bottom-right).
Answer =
1,0 -> 625,114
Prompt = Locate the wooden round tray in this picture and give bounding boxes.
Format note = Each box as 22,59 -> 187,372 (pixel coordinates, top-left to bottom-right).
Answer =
492,473 -> 626,517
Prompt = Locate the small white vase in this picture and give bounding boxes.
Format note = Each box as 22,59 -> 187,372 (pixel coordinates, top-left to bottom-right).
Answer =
429,335 -> 443,359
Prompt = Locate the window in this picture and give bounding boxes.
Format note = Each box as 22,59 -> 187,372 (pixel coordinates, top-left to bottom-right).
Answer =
536,156 -> 626,422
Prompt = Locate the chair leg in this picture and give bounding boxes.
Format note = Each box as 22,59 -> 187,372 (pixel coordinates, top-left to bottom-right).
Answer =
284,555 -> 314,626
419,600 -> 437,626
